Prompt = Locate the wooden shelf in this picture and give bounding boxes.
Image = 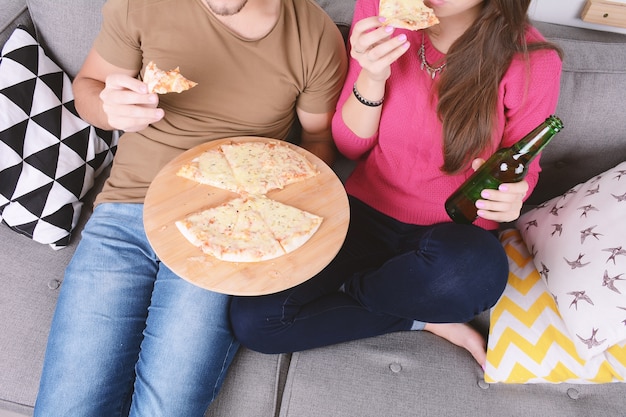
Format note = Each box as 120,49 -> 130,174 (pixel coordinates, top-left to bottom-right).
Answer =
581,0 -> 626,29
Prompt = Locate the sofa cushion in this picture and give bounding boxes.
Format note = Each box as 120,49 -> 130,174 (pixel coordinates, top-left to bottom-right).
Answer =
204,350 -> 290,417
0,224 -> 69,414
0,27 -> 117,248
528,22 -> 626,205
0,167 -> 106,415
0,0 -> 32,47
485,229 -> 625,384
278,331 -> 626,417
315,0 -> 356,27
25,0 -> 107,78
516,161 -> 626,360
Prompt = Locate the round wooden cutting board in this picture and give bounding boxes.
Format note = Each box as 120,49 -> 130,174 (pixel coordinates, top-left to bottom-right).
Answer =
143,137 -> 350,296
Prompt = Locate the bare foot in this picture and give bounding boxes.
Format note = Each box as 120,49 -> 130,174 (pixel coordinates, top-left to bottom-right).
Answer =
423,322 -> 486,368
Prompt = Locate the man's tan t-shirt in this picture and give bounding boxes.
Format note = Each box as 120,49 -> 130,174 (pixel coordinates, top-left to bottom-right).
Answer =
93,0 -> 346,205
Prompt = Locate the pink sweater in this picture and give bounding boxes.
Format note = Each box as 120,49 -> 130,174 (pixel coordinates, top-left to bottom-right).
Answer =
332,0 -> 562,230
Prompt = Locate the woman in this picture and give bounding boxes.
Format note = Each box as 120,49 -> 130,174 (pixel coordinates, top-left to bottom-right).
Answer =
230,0 -> 562,367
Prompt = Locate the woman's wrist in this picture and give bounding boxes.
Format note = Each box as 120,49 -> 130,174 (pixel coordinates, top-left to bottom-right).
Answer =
353,75 -> 386,107
352,83 -> 384,107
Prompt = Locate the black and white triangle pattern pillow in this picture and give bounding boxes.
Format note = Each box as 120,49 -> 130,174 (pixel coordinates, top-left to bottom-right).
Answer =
0,27 -> 118,249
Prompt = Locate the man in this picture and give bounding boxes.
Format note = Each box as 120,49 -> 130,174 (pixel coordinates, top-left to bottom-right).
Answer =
34,0 -> 347,415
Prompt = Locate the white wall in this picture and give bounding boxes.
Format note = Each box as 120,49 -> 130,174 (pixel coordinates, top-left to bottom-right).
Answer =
529,0 -> 626,34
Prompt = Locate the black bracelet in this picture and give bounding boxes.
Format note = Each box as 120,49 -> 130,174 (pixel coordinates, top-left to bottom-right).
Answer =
352,83 -> 384,107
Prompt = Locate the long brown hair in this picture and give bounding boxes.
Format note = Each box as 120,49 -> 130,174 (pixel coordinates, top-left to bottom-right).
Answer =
436,0 -> 563,174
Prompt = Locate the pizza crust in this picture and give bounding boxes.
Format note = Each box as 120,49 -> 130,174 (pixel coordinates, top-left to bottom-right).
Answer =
379,0 -> 439,31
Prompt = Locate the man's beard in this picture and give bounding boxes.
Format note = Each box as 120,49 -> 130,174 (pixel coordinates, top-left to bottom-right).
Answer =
205,0 -> 249,16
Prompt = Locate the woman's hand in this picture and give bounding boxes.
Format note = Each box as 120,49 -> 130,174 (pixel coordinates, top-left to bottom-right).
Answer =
349,16 -> 410,82
99,73 -> 164,132
341,16 -> 410,138
471,158 -> 529,223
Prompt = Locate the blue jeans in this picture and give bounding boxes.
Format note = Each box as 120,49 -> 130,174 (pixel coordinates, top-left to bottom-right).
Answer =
230,197 -> 508,353
34,203 -> 239,417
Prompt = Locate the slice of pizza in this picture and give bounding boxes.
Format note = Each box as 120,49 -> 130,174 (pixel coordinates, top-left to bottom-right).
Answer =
249,195 -> 323,254
263,141 -> 320,189
379,0 -> 439,31
175,197 -> 286,262
177,148 -> 241,193
143,61 -> 198,94
175,194 -> 323,262
220,142 -> 283,195
220,141 -> 319,195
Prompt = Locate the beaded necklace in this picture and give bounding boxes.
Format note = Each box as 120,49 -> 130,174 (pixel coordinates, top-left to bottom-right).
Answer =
418,32 -> 446,79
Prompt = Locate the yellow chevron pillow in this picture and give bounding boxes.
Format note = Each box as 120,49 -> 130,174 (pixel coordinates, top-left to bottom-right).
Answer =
484,229 -> 626,383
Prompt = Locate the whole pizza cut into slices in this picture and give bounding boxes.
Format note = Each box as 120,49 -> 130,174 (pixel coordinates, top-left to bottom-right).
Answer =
143,61 -> 198,94
379,0 -> 439,31
175,196 -> 323,263
174,140 -> 324,263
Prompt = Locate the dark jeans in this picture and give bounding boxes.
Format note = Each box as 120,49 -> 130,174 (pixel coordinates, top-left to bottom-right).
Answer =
230,197 -> 508,354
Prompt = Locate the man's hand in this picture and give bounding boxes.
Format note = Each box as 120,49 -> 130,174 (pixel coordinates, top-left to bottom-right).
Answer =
72,49 -> 163,132
99,74 -> 164,132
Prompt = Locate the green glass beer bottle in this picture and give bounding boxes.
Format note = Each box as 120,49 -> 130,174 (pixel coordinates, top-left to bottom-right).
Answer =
445,115 -> 564,224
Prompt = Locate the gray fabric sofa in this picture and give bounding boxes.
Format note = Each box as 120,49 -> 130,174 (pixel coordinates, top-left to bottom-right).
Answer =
1,1 -> 625,416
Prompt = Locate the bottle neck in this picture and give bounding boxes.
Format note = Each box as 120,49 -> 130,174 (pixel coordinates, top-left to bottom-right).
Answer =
512,118 -> 563,163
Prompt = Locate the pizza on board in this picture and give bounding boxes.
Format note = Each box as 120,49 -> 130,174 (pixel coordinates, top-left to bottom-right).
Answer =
379,0 -> 439,31
143,61 -> 198,94
176,196 -> 285,263
175,141 -> 323,263
175,195 -> 323,263
177,140 -> 319,195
